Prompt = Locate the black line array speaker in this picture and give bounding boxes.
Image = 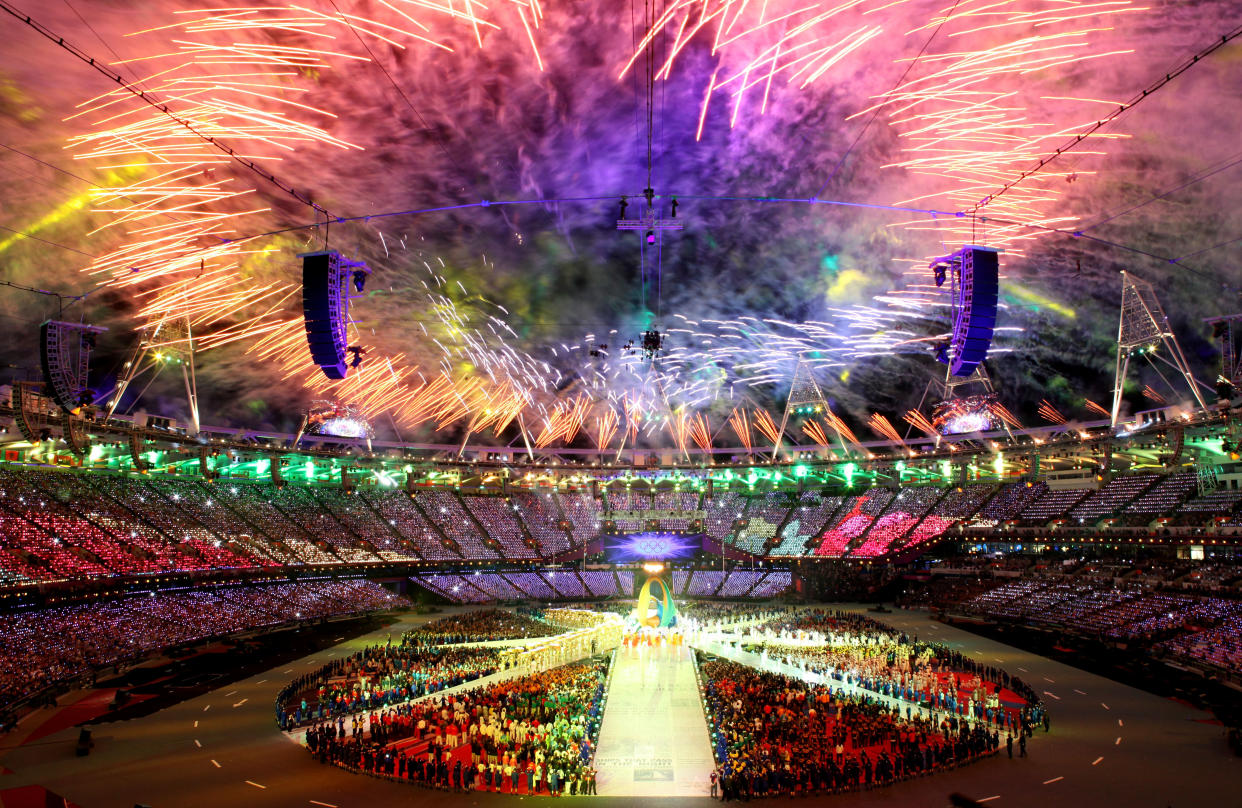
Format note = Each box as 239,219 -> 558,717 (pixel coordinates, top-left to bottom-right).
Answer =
301,251 -> 349,379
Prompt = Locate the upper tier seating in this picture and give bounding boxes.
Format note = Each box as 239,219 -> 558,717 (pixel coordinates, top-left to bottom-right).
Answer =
852,487 -> 945,557
768,494 -> 844,556
704,492 -> 745,543
1119,471 -> 1197,522
417,490 -> 498,559
1068,474 -> 1159,521
973,481 -> 1045,523
736,494 -> 793,554
463,496 -> 539,559
1018,487 -> 1091,523
361,490 -> 461,560
311,488 -> 410,560
556,492 -> 598,548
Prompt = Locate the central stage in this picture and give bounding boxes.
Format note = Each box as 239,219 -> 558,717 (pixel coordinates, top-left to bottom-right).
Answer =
594,641 -> 714,796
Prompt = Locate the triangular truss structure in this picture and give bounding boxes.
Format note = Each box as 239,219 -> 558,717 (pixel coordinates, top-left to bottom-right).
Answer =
1111,271 -> 1208,427
105,316 -> 200,434
934,364 -> 994,400
772,358 -> 835,459
1204,312 -> 1242,390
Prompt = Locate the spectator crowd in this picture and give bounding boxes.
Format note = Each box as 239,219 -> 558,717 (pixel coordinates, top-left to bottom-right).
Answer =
403,609 -> 560,644
0,581 -> 403,721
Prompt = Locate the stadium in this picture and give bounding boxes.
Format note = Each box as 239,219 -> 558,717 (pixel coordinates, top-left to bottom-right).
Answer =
0,0 -> 1241,806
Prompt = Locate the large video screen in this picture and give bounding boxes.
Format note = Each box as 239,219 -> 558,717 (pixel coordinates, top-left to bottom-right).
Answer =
606,532 -> 699,562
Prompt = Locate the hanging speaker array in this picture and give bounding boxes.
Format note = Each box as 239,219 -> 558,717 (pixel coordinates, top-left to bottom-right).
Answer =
300,251 -> 371,380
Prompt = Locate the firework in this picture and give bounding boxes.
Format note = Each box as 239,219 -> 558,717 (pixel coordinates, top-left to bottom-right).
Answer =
867,412 -> 905,446
1037,399 -> 1068,425
1084,399 -> 1111,419
752,408 -> 781,447
727,407 -> 752,451
801,418 -> 831,447
903,409 -> 938,439
54,0 -> 1144,451
689,413 -> 713,453
589,407 -> 620,451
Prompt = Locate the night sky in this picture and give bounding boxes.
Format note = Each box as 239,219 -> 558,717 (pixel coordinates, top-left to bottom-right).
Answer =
1,0 -> 1241,446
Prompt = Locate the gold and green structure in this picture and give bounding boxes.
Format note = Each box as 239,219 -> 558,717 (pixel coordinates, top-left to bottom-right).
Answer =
635,575 -> 677,628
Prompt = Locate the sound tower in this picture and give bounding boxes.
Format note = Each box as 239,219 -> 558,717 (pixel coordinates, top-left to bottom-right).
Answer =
929,246 -> 999,377
951,246 -> 999,376
39,320 -> 105,412
300,251 -> 370,380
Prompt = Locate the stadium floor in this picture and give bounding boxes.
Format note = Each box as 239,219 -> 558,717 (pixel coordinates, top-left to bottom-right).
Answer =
2,605 -> 1239,808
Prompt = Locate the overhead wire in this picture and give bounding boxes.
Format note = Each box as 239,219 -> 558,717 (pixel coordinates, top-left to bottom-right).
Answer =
0,141 -> 99,188
0,223 -> 95,259
322,0 -> 470,190
1078,150 -> 1242,233
971,23 -> 1242,214
0,0 -> 333,218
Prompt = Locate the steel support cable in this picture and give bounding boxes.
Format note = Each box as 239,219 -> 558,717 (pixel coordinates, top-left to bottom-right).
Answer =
0,0 -> 334,217
971,23 -> 1242,213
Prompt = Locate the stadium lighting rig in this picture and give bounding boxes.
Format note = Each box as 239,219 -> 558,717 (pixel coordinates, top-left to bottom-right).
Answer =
616,189 -> 683,242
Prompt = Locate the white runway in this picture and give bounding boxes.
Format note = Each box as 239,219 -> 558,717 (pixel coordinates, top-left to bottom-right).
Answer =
593,641 -> 714,796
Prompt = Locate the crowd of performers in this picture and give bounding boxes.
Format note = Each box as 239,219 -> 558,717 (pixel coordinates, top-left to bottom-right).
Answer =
739,610 -> 1046,736
302,658 -> 608,795
405,609 -> 559,644
700,658 -> 1012,799
274,612 -> 555,729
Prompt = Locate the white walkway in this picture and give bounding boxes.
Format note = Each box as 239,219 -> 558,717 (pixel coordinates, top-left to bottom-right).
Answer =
593,641 -> 714,796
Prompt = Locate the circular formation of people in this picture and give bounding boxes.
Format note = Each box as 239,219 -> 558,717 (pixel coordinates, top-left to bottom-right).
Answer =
276,604 -> 1045,798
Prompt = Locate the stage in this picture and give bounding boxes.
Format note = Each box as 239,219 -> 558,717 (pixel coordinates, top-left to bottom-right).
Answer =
593,640 -> 714,796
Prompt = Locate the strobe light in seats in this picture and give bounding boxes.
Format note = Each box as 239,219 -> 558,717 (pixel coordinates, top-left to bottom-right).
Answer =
300,251 -> 371,380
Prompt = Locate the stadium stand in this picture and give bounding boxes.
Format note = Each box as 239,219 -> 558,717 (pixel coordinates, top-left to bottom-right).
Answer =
1017,487 -> 1091,523
511,493 -> 573,556
463,496 -> 539,559
1068,474 -> 1159,521
767,493 -> 844,556
361,490 -> 460,561
973,481 -> 1045,523
311,487 -> 406,560
735,494 -> 793,555
0,580 -> 404,712
704,491 -> 745,543
417,490 -> 498,559
1119,471 -> 1197,523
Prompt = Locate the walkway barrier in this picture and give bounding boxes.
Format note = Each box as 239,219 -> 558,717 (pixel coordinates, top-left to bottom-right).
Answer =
501,609 -> 624,671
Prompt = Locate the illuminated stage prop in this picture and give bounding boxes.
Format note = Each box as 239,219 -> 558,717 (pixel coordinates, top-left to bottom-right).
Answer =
634,576 -> 677,628
933,392 -> 998,435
